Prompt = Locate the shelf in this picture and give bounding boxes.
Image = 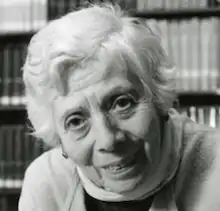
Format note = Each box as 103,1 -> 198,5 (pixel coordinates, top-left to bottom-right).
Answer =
0,32 -> 34,43
130,7 -> 220,20
0,8 -> 219,43
0,188 -> 21,196
0,97 -> 26,110
0,109 -> 27,125
178,92 -> 220,106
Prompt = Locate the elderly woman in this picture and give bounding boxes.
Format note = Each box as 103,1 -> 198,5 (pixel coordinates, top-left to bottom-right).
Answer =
19,3 -> 220,211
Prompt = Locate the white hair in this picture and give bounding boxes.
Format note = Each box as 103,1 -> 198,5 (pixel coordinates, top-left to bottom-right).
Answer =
23,3 -> 176,147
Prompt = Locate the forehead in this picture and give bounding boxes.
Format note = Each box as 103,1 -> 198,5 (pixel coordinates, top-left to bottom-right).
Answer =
53,58 -> 144,116
61,60 -> 142,101
65,49 -> 141,94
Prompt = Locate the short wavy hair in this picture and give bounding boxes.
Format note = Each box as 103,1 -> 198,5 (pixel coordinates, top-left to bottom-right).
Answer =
23,3 -> 176,147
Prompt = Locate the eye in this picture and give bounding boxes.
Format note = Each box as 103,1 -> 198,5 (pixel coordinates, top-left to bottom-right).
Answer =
65,114 -> 87,131
112,95 -> 137,112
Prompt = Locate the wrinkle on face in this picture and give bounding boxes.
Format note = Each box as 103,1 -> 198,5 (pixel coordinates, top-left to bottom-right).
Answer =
52,50 -> 162,193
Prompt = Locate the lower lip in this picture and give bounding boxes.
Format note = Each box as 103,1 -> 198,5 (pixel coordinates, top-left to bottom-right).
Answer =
101,151 -> 144,179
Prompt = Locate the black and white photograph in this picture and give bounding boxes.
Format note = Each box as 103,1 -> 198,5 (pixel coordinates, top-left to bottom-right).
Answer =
1,0 -> 220,210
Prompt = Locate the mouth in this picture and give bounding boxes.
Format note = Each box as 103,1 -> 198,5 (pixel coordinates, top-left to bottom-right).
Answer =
103,153 -> 136,170
101,149 -> 143,179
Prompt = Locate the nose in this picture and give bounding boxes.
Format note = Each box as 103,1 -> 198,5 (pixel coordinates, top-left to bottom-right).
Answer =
93,113 -> 125,152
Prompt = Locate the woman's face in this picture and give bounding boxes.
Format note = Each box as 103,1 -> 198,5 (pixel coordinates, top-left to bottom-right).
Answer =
53,62 -> 161,193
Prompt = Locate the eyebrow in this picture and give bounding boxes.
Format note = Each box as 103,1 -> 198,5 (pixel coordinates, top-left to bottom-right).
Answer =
59,85 -> 139,121
100,86 -> 139,109
59,100 -> 89,123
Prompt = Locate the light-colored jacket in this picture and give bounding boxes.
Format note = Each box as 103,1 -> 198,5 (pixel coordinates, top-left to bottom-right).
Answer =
18,109 -> 220,211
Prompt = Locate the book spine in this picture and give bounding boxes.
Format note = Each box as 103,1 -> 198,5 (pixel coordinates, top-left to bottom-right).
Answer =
9,44 -> 14,107
136,0 -> 147,10
201,19 -> 210,92
0,127 -> 4,188
204,106 -> 210,126
180,21 -> 189,91
6,125 -> 14,188
0,196 -> 8,211
193,18 -> 200,91
2,127 -> 7,188
12,44 -> 19,106
209,106 -> 216,128
21,125 -> 26,186
198,106 -> 205,125
189,106 -> 197,122
13,125 -> 19,188
2,45 -> 11,106
172,21 -> 181,92
0,45 -> 3,105
21,43 -> 27,105
217,106 -> 220,129
208,17 -> 219,91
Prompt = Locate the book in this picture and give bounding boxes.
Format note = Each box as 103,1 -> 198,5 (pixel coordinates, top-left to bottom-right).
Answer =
208,18 -> 219,91
180,106 -> 220,128
0,0 -> 47,33
0,128 -> 5,188
200,19 -> 210,92
0,196 -> 8,211
11,45 -> 20,106
137,0 -> 208,10
0,45 -> 3,101
0,124 -> 47,189
1,44 -> 11,106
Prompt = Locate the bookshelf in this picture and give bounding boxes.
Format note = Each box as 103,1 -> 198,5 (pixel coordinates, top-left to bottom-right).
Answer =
0,0 -> 220,211
0,0 -> 47,33
131,7 -> 220,19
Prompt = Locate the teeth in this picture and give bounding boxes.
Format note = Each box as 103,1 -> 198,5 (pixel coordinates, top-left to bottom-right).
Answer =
107,157 -> 134,171
104,155 -> 135,171
108,165 -> 124,171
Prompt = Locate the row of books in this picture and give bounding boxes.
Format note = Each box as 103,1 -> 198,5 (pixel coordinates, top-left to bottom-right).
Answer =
48,0 -> 220,21
48,0 -> 137,20
0,196 -> 18,211
0,0 -> 136,32
0,106 -> 220,189
158,17 -> 220,92
0,0 -> 47,33
137,0 -> 209,10
180,106 -> 220,128
1,0 -> 220,34
0,43 -> 27,106
0,0 -> 136,33
1,18 -> 220,107
0,125 -> 46,189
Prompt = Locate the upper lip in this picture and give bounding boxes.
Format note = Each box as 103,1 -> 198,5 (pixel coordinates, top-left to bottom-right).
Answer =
99,150 -> 138,169
101,158 -> 130,169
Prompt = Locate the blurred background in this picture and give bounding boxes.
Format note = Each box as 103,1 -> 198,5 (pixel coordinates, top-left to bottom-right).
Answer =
0,0 -> 220,210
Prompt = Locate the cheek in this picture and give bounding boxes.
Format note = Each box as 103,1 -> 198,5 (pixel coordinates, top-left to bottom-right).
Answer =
55,119 -> 94,165
60,133 -> 94,165
122,105 -> 157,139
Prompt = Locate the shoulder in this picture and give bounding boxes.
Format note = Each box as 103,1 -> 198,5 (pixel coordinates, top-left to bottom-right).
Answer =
180,113 -> 220,168
168,108 -> 220,155
19,147 -> 79,211
24,147 -> 77,185
169,109 -> 220,210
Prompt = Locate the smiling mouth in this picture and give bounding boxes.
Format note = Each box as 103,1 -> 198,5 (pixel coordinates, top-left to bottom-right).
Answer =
104,154 -> 136,171
101,150 -> 142,179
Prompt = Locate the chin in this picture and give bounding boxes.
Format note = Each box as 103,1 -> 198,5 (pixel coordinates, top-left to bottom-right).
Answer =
100,150 -> 149,193
101,169 -> 147,194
